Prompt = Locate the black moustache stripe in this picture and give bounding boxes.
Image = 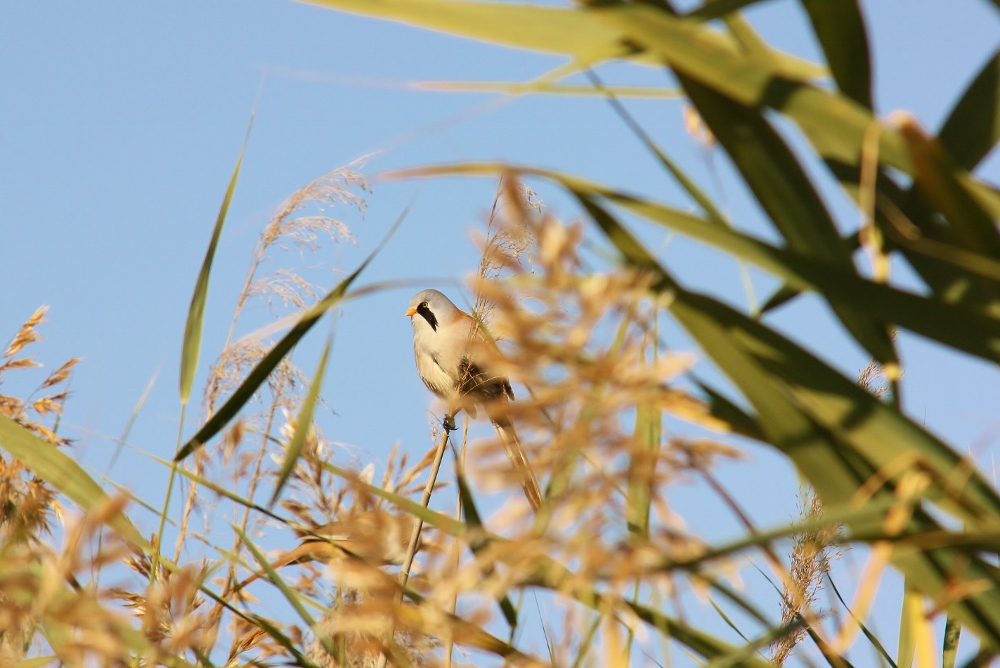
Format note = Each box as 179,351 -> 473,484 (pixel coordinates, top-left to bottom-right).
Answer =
416,303 -> 438,331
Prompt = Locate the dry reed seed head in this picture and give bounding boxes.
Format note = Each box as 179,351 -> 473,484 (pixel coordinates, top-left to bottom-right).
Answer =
0,394 -> 23,418
0,312 -> 78,546
42,358 -> 81,388
536,218 -> 584,283
3,306 -> 47,359
771,486 -> 842,665
200,158 -> 370,485
672,438 -> 744,471
248,268 -> 322,312
0,503 -> 150,667
221,419 -> 244,467
477,180 -> 536,270
433,215 -> 741,617
499,175 -> 541,229
203,339 -> 306,432
230,624 -> 267,658
308,600 -> 433,668
0,310 -> 76,447
857,357 -> 892,399
265,161 -> 370,242
131,561 -> 213,655
0,356 -> 43,375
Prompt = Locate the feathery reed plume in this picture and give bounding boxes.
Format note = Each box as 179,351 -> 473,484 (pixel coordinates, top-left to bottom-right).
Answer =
469,176 -> 538,331
0,307 -> 76,454
768,351 -> 889,664
858,357 -> 891,400
160,159 -> 369,660
464,176 -> 542,511
0,309 -> 88,663
770,486 -> 840,665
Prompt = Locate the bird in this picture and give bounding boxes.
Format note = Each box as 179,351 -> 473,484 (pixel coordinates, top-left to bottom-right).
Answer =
406,289 -> 542,511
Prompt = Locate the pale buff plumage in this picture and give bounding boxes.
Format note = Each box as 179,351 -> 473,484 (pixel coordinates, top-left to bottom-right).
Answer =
406,289 -> 542,511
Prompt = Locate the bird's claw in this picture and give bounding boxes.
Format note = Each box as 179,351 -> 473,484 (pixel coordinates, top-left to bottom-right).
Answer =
442,415 -> 457,432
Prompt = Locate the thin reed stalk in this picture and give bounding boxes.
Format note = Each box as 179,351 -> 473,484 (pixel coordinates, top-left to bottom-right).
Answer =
374,425 -> 453,668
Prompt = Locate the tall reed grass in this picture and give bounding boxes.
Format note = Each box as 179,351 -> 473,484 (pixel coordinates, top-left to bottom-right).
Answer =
4,1 -> 1000,666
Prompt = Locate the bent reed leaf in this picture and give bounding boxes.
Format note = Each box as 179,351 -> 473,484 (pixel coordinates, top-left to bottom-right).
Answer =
309,0 -> 1000,218
677,72 -> 895,365
390,162 -> 1000,367
577,196 -> 1000,645
687,0 -> 772,20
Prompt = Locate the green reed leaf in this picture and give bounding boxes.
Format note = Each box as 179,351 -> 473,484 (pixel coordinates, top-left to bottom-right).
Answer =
270,335 -> 332,507
391,163 -> 1000,368
938,48 -> 1000,171
179,119 -> 252,407
800,0 -> 872,108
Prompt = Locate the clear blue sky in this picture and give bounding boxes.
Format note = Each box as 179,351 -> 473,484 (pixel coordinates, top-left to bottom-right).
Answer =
2,0 -> 999,664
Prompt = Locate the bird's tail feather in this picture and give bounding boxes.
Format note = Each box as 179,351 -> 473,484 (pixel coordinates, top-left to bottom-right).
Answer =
492,418 -> 542,512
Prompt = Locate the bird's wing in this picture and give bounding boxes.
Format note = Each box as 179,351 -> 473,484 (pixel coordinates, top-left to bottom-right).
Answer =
457,356 -> 509,401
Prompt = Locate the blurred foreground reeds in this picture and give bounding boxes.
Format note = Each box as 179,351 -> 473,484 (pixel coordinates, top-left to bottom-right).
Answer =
5,1 -> 1000,665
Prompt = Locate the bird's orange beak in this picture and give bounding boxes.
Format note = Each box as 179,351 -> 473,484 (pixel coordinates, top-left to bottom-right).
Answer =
405,307 -> 417,317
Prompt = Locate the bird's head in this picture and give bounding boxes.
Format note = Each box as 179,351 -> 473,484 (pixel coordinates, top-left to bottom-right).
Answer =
406,289 -> 459,333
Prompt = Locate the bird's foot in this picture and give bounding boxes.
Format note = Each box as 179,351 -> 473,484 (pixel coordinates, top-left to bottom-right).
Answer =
442,415 -> 457,432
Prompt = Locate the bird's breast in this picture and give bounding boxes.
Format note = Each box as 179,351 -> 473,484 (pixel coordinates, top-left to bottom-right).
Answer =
414,338 -> 458,400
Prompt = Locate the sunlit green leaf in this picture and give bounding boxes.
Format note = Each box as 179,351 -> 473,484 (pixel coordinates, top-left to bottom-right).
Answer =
694,379 -> 764,442
899,120 -> 1000,259
580,197 -> 1000,645
626,402 -> 660,539
678,73 -> 895,364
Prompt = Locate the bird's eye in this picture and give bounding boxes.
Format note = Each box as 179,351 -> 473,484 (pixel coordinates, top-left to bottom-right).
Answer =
420,302 -> 428,309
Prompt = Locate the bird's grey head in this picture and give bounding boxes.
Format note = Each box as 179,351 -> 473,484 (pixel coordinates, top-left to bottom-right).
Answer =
406,289 -> 459,333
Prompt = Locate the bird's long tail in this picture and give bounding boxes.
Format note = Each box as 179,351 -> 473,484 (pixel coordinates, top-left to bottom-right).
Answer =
492,417 -> 542,512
